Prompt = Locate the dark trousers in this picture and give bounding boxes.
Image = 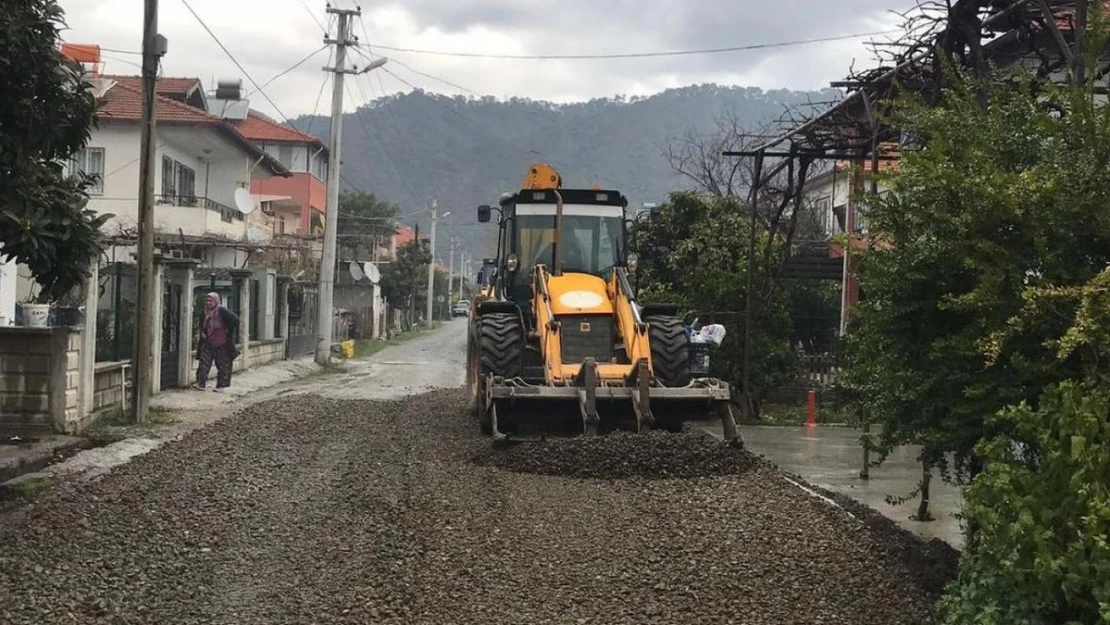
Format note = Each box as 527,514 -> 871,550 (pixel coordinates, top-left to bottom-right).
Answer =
196,342 -> 233,388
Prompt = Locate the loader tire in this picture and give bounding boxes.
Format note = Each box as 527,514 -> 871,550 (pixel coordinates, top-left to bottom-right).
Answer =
477,312 -> 523,435
646,314 -> 691,388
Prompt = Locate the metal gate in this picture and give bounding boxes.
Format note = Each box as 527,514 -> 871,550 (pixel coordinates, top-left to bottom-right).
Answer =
160,283 -> 182,389
286,285 -> 319,358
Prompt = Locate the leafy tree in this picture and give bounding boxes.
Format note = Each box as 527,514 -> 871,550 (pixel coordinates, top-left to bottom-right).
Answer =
379,239 -> 430,326
632,190 -> 800,413
336,190 -> 398,259
840,72 -> 1110,482
0,0 -> 108,302
941,269 -> 1110,625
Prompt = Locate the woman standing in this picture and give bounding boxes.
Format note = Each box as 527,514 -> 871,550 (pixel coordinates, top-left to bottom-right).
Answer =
194,292 -> 240,392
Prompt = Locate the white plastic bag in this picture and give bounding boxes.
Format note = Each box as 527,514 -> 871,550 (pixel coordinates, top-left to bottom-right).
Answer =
695,324 -> 726,347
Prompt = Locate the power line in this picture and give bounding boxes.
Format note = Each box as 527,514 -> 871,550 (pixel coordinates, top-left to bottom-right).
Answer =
99,46 -> 142,55
365,30 -> 900,61
361,50 -> 480,96
381,67 -> 415,90
350,35 -> 575,180
302,47 -> 334,138
298,0 -> 328,33
101,53 -> 143,71
179,0 -> 293,123
350,16 -> 435,204
248,44 -> 329,97
344,75 -> 424,203
375,60 -> 611,189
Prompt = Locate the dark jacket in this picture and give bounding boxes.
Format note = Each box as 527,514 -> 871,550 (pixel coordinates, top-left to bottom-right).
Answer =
197,306 -> 241,358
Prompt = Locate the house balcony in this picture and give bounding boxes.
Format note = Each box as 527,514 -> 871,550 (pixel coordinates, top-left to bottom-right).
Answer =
153,195 -> 247,239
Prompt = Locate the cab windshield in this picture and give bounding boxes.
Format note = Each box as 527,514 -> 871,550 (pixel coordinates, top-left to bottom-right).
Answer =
516,204 -> 624,276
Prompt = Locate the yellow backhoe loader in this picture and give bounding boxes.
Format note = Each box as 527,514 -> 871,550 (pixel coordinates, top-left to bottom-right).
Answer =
466,164 -> 739,442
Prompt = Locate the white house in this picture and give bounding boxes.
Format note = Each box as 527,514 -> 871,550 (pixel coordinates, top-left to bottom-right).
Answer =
84,77 -> 290,254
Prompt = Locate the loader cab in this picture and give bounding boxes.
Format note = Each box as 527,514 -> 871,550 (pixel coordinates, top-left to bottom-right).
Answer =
482,189 -> 630,306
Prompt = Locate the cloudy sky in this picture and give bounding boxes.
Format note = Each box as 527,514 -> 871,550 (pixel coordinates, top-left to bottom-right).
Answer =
59,0 -> 915,120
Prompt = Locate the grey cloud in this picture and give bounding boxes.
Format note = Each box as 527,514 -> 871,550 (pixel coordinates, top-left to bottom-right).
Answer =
376,0 -> 915,86
59,0 -> 917,117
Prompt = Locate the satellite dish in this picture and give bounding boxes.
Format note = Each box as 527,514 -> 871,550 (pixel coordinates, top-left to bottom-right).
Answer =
234,188 -> 254,214
364,262 -> 381,284
349,262 -> 364,281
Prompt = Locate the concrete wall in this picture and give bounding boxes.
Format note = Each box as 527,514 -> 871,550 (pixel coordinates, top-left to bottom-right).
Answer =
154,203 -> 245,239
0,258 -> 17,326
0,328 -> 82,436
188,339 -> 286,382
93,361 -> 129,414
86,124 -> 139,211
247,339 -> 285,369
205,154 -> 254,209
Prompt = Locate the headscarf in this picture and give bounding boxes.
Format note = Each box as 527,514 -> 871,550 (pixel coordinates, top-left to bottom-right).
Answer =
204,291 -> 222,334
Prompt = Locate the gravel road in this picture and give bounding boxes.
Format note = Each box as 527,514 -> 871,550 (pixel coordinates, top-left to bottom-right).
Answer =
0,323 -> 954,625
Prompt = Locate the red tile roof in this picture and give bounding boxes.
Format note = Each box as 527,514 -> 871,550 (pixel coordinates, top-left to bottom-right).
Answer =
393,226 -> 418,247
99,75 -> 321,147
98,81 -> 223,124
96,81 -> 292,178
236,112 -> 324,146
102,75 -> 202,98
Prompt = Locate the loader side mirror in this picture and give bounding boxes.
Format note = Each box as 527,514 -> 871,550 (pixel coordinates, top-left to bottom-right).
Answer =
477,205 -> 492,223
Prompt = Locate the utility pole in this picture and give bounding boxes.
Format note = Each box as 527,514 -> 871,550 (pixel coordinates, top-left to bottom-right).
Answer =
457,251 -> 468,300
132,0 -> 164,422
425,200 -> 439,327
315,5 -> 387,364
447,237 -> 457,306
410,222 -> 418,327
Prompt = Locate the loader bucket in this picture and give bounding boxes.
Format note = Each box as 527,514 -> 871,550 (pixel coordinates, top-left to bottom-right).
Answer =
482,358 -> 740,444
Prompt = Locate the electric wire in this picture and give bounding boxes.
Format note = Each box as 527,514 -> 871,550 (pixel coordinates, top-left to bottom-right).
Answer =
248,44 -> 329,97
179,0 -> 294,124
365,30 -> 900,60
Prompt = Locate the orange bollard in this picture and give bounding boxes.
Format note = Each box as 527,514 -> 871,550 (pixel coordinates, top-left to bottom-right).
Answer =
805,390 -> 817,428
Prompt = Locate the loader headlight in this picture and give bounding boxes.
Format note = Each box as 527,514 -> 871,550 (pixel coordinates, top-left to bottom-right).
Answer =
627,253 -> 639,273
506,253 -> 519,273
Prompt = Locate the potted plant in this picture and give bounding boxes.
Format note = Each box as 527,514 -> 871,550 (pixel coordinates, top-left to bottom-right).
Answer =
20,287 -> 51,328
4,199 -> 110,328
0,2 -> 109,330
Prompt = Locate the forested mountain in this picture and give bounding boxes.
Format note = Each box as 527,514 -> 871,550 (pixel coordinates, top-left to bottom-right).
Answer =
291,84 -> 836,259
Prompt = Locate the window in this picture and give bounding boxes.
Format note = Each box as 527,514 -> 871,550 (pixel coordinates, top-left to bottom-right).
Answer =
290,146 -> 308,172
516,206 -> 625,276
278,144 -> 294,169
312,151 -> 328,180
266,143 -> 310,172
262,143 -> 280,161
161,155 -> 176,197
813,196 -> 833,235
178,165 -> 196,201
70,148 -> 105,194
160,156 -> 197,205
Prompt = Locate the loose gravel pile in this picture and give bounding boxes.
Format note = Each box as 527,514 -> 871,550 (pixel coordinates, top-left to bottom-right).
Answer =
471,429 -> 761,479
0,389 -> 955,625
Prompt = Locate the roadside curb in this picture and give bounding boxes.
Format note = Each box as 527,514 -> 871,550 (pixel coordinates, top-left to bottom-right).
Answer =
0,435 -> 86,485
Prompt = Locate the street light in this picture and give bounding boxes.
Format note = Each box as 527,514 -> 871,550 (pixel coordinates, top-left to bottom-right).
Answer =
358,56 -> 388,73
